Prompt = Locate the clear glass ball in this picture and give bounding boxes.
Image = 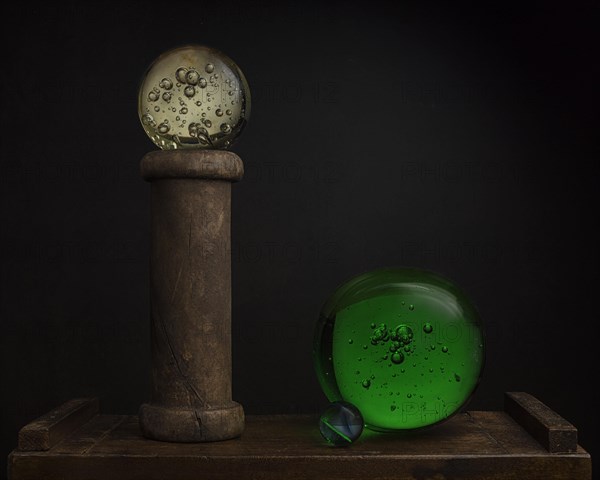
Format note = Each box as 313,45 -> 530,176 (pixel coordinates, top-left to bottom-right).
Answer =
319,401 -> 364,446
313,268 -> 485,431
138,45 -> 250,150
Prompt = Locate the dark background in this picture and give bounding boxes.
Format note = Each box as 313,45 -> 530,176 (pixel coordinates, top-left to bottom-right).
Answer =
1,1 -> 598,478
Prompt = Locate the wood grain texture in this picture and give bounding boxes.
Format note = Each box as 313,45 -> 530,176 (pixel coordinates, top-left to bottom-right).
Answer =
17,398 -> 99,451
9,412 -> 591,480
140,149 -> 244,181
138,150 -> 244,442
504,392 -> 578,453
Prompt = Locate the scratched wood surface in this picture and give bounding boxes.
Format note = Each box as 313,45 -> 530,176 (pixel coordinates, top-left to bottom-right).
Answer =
8,394 -> 591,480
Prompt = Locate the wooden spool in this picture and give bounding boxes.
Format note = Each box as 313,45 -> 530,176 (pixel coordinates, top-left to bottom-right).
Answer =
137,149 -> 245,442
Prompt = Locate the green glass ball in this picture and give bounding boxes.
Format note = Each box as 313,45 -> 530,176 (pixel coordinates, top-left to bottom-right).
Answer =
138,45 -> 250,150
313,268 -> 485,431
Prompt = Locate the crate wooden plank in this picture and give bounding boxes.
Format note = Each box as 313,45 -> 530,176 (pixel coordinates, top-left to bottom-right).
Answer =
468,410 -> 543,454
8,453 -> 592,480
17,398 -> 99,451
52,415 -> 127,455
85,414 -> 503,456
8,411 -> 591,480
504,392 -> 578,453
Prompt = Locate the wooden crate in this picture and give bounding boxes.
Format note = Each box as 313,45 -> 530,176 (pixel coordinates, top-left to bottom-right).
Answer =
8,393 -> 591,480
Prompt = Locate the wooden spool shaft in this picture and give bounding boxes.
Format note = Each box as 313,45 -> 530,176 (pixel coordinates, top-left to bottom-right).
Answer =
138,149 -> 244,442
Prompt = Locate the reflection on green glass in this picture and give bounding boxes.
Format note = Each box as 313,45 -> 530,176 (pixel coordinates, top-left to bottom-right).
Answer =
313,268 -> 485,431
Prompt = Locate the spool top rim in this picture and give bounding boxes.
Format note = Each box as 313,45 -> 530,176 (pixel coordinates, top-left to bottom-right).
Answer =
141,150 -> 244,182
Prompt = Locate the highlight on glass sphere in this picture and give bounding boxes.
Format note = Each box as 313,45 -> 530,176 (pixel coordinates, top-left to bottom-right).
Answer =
313,267 -> 485,432
138,45 -> 250,150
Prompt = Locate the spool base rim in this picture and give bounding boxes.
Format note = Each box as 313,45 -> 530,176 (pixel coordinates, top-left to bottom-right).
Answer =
139,401 -> 244,442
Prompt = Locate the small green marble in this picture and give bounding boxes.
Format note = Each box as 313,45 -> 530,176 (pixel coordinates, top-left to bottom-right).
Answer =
319,401 -> 364,446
